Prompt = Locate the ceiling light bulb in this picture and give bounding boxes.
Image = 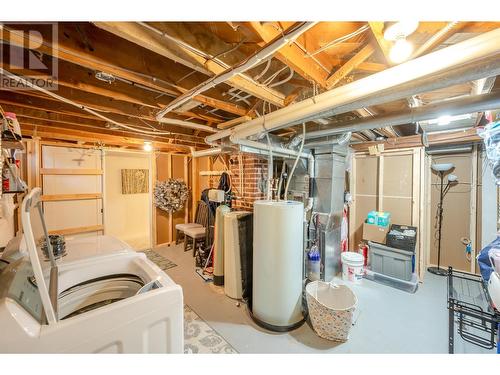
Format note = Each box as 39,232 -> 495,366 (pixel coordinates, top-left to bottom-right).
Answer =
143,142 -> 153,152
389,38 -> 413,63
384,21 -> 419,40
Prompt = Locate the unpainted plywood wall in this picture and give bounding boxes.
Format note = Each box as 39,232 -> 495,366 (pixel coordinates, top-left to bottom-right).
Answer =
429,152 -> 478,272
351,149 -> 419,249
154,153 -> 228,246
155,153 -> 189,245
350,148 -> 423,275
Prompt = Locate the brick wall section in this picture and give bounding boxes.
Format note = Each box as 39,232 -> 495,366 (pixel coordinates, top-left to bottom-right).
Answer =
229,153 -> 268,211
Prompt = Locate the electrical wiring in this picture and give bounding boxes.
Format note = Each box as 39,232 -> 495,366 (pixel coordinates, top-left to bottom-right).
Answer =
269,67 -> 294,88
253,59 -> 272,81
305,24 -> 370,58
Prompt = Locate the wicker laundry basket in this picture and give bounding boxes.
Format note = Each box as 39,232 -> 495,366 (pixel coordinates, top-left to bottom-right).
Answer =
305,281 -> 357,342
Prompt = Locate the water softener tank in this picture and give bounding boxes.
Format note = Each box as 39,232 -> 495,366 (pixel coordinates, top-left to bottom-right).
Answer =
252,200 -> 304,330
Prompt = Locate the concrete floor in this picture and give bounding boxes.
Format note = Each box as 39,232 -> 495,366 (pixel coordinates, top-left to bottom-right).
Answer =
156,243 -> 495,354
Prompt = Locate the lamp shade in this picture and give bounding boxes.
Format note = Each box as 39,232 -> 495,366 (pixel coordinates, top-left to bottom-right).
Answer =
431,163 -> 454,172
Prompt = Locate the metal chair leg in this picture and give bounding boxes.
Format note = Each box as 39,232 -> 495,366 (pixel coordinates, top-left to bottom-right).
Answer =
175,230 -> 180,245
184,236 -> 189,252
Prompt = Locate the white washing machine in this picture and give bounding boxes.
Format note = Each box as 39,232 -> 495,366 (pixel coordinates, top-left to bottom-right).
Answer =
0,188 -> 184,353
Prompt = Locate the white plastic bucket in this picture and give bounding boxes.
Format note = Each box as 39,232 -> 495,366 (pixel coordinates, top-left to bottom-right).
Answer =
341,251 -> 364,283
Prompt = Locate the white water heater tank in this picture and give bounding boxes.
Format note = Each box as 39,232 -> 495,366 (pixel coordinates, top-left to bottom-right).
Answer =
252,200 -> 304,330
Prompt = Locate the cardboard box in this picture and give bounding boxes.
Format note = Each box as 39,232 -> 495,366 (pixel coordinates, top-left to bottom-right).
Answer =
363,222 -> 389,244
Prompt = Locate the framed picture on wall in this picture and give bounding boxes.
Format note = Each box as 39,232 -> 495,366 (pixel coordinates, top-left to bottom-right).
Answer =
121,169 -> 149,194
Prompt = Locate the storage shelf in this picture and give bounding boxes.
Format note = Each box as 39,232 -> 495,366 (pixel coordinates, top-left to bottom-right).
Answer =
1,139 -> 24,150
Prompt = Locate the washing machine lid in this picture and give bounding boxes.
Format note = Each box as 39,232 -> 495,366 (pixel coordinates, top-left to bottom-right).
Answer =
57,235 -> 132,263
21,187 -> 58,324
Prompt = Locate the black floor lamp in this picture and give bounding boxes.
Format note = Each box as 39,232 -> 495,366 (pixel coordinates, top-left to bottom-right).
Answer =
428,163 -> 459,276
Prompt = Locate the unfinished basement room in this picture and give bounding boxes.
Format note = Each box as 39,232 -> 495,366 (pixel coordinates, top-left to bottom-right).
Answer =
1,2 -> 500,371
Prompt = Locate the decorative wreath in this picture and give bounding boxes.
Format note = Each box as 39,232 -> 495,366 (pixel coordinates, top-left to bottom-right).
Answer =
154,179 -> 190,213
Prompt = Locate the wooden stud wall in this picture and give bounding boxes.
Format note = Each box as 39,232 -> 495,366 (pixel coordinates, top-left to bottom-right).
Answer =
349,148 -> 424,277
427,151 -> 481,273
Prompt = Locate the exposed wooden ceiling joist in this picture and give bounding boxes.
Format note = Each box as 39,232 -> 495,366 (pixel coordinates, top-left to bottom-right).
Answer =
0,23 -> 248,117
326,44 -> 375,89
217,115 -> 253,129
3,104 -> 202,145
21,123 -> 193,152
247,22 -> 329,89
350,127 -> 480,152
0,92 -> 207,139
5,57 -> 224,125
368,22 -> 392,64
94,22 -> 286,107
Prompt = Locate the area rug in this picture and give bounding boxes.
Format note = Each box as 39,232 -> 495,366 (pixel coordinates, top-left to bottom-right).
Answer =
184,305 -> 238,354
140,249 -> 177,270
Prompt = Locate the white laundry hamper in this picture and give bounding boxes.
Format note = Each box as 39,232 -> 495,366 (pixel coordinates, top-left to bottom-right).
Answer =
305,281 -> 357,342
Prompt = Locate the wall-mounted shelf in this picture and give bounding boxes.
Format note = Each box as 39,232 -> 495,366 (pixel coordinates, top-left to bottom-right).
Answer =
1,190 -> 25,195
1,139 -> 24,150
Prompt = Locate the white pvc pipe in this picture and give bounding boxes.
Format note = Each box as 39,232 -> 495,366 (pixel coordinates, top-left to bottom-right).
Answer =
158,118 -> 218,133
230,136 -> 311,160
156,22 -> 317,120
191,147 -> 223,158
206,27 -> 500,144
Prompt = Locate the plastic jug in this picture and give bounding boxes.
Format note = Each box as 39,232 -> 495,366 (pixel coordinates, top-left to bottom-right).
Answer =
308,245 -> 321,281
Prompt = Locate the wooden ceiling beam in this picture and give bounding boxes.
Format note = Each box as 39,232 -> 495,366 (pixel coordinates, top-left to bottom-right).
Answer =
351,61 -> 386,73
21,123 -> 193,152
0,93 -> 205,141
3,105 -> 204,146
0,87 -> 216,136
350,127 -> 480,152
217,115 -> 253,130
20,118 -> 202,148
368,22 -> 392,65
21,119 -> 190,147
0,23 -> 248,117
326,44 -> 375,89
94,22 -> 285,107
247,22 -> 329,89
